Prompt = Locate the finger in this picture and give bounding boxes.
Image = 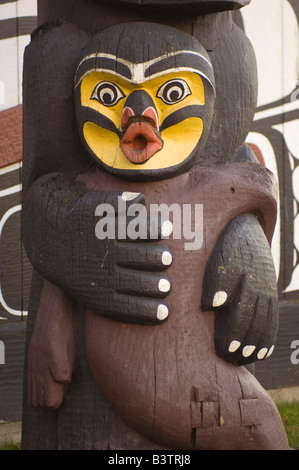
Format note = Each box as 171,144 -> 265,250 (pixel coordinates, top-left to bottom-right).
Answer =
255,296 -> 278,362
235,294 -> 270,363
93,190 -> 145,215
49,357 -> 73,384
116,242 -> 173,271
216,279 -> 256,340
102,293 -> 170,325
231,294 -> 278,364
116,266 -> 171,299
44,369 -> 66,410
120,191 -> 146,206
116,213 -> 173,242
216,293 -> 278,366
47,339 -> 75,385
214,282 -> 259,363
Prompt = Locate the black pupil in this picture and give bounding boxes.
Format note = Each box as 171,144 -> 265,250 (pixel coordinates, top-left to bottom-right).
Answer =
165,82 -> 184,102
169,90 -> 180,101
98,84 -> 116,104
103,92 -> 113,104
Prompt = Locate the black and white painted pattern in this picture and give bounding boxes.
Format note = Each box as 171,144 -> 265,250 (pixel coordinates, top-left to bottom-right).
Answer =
241,0 -> 299,300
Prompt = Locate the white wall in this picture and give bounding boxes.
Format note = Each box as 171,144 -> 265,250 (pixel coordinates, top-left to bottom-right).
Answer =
242,0 -> 299,295
0,0 -> 37,112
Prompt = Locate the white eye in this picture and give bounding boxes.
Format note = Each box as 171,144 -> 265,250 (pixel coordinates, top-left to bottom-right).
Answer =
157,79 -> 191,105
91,81 -> 125,107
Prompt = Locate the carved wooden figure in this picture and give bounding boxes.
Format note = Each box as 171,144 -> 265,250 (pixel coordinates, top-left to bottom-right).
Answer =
21,0 -> 290,450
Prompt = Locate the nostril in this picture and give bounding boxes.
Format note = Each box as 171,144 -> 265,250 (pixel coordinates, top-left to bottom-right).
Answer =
132,135 -> 147,151
142,107 -> 159,131
121,106 -> 135,131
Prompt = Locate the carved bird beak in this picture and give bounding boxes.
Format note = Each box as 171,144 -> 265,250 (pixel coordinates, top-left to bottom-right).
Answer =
120,91 -> 163,164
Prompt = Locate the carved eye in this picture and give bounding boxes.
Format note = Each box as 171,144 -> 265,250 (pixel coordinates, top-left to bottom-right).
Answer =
91,81 -> 125,107
157,79 -> 191,105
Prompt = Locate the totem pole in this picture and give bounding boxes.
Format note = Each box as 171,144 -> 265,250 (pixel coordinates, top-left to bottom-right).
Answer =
21,0 -> 290,450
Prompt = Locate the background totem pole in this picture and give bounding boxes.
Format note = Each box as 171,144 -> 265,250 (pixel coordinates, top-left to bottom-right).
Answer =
21,0 -> 290,450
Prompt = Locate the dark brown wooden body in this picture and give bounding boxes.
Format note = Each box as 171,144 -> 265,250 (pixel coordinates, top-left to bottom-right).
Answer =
22,163 -> 289,450
79,162 -> 287,450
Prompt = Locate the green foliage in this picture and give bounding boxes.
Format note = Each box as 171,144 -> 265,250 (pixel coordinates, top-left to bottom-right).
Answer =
277,401 -> 299,449
0,440 -> 20,450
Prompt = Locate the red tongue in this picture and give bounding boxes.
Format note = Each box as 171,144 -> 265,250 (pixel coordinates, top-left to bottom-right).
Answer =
120,121 -> 163,163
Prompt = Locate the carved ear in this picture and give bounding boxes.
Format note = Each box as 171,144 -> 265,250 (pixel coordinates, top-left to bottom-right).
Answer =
22,21 -> 90,193
198,20 -> 258,165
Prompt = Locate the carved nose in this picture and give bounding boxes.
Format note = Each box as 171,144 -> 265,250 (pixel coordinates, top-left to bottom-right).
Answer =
121,106 -> 159,132
120,90 -> 159,131
119,91 -> 163,164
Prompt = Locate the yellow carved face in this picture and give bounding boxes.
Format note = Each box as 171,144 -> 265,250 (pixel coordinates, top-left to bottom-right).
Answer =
74,45 -> 215,180
79,70 -> 205,171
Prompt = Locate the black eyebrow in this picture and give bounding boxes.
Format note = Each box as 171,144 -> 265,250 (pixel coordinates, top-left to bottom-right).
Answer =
75,56 -> 132,85
145,53 -> 214,85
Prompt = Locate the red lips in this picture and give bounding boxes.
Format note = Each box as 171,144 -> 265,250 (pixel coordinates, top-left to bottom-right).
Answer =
120,107 -> 163,164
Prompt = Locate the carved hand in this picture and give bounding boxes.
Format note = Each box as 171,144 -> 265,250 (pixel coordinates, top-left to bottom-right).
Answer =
27,280 -> 75,409
23,174 -> 173,325
202,213 -> 279,366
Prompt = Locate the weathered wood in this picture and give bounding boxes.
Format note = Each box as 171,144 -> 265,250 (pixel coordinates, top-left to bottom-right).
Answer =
202,212 -> 279,366
97,0 -> 250,9
38,0 -> 251,19
21,0 -> 289,450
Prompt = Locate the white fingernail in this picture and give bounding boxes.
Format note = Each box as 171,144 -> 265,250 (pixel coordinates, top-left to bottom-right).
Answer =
213,291 -> 228,307
257,348 -> 268,360
161,251 -> 172,266
229,340 -> 241,353
266,345 -> 275,358
158,279 -> 171,293
161,220 -> 173,238
121,192 -> 141,201
157,304 -> 169,321
242,345 -> 256,357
